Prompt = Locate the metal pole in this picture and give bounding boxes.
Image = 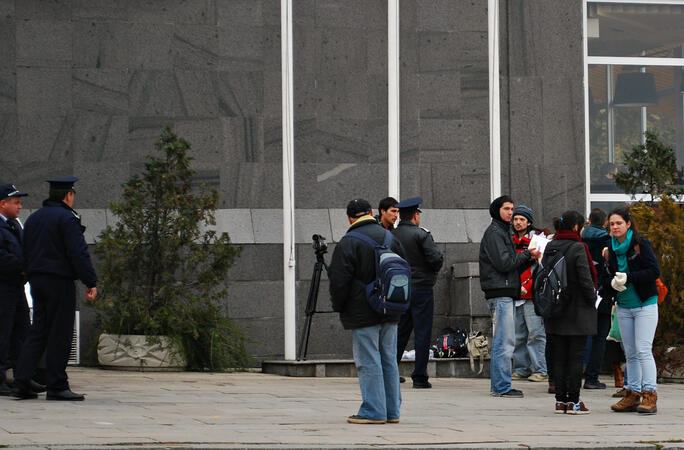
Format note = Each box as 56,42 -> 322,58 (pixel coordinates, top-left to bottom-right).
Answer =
607,65 -> 615,162
281,0 -> 296,361
388,0 -> 400,199
488,0 -> 501,200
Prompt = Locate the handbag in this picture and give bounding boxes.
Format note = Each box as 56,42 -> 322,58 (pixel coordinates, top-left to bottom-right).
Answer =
466,331 -> 489,375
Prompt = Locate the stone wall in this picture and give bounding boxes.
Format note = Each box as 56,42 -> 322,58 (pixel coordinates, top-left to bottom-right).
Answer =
0,0 -> 586,365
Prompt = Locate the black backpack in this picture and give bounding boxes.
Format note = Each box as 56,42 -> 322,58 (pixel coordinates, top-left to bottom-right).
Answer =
431,327 -> 468,358
532,241 -> 573,319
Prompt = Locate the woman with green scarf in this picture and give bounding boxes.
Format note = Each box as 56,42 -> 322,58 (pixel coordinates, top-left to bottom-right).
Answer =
605,207 -> 660,415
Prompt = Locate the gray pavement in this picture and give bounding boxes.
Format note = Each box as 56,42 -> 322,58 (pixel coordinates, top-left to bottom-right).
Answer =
1,368 -> 683,449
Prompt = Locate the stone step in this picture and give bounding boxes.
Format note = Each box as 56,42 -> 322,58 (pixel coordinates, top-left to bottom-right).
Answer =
262,357 -> 490,378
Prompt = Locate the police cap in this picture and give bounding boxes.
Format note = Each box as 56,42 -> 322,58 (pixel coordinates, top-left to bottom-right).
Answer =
0,184 -> 28,200
396,196 -> 422,213
47,176 -> 79,190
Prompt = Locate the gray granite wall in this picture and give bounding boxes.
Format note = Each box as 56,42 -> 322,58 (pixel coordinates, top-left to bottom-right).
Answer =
0,0 -> 586,365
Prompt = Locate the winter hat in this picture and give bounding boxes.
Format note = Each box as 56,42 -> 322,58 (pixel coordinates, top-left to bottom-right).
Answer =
489,195 -> 514,220
513,205 -> 534,224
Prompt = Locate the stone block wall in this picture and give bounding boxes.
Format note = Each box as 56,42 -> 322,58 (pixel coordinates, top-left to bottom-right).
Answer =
1,0 -> 586,365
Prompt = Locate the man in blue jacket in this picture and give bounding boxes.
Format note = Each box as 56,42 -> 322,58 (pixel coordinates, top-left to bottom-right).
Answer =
0,184 -> 31,396
12,177 -> 98,401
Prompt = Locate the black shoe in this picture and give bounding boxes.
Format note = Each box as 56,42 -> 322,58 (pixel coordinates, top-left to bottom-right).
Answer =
491,388 -> 524,398
30,379 -> 47,393
46,389 -> 85,401
584,381 -> 607,390
10,382 -> 38,400
412,380 -> 432,389
0,381 -> 12,396
399,376 -> 406,383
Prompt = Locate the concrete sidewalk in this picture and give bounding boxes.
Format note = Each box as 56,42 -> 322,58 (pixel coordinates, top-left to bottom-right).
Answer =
1,368 -> 683,449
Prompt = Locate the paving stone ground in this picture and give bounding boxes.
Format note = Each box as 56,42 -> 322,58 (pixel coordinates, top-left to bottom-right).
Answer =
1,367 -> 683,449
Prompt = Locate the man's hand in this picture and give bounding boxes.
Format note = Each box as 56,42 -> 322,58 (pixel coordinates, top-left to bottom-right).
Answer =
521,286 -> 528,296
86,287 -> 97,302
529,247 -> 542,260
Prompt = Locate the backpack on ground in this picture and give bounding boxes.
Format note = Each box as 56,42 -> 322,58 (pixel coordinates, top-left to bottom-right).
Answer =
431,327 -> 468,358
346,230 -> 411,315
532,241 -> 573,319
466,330 -> 489,374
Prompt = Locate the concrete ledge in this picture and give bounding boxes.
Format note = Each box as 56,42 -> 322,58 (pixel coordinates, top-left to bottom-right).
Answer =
262,357 -> 490,378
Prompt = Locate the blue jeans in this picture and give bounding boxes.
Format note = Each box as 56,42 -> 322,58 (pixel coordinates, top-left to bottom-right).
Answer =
617,304 -> 658,392
487,297 -> 516,394
396,288 -> 434,382
512,300 -> 547,376
352,322 -> 401,421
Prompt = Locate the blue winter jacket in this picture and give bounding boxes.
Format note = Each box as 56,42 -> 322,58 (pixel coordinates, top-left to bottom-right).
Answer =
0,218 -> 25,286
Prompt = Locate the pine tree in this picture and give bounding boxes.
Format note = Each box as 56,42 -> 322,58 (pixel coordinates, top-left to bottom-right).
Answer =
93,126 -> 248,370
614,130 -> 678,203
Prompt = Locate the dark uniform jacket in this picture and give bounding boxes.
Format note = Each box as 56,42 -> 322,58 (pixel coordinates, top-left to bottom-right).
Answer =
543,239 -> 597,336
391,221 -> 443,289
23,200 -> 97,288
328,216 -> 405,329
603,235 -> 659,302
479,218 -> 531,300
582,224 -> 611,312
0,218 -> 25,287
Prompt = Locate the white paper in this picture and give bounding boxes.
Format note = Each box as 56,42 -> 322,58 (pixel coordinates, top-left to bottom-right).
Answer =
528,234 -> 550,254
595,293 -> 602,310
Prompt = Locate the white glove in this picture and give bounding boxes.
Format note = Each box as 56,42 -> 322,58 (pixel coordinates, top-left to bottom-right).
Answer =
611,272 -> 627,292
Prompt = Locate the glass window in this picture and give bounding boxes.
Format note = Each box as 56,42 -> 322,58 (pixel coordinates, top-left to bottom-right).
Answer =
588,3 -> 684,58
588,64 -> 684,193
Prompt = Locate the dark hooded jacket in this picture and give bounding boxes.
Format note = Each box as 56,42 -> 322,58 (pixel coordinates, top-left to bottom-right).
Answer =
479,196 -> 531,299
328,216 -> 405,329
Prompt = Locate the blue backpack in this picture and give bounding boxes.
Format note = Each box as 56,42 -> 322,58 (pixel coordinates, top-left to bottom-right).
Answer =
346,230 -> 411,315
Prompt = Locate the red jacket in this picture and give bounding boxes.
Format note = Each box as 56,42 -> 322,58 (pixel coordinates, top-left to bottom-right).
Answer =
513,233 -> 533,300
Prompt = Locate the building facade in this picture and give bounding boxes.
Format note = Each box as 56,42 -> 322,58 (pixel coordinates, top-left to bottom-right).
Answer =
1,0 -> 681,364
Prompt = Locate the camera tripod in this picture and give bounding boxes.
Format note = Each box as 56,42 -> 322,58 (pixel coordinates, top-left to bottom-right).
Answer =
297,235 -> 333,361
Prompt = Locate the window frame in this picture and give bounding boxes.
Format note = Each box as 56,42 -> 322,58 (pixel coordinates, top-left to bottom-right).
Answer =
583,0 -> 684,211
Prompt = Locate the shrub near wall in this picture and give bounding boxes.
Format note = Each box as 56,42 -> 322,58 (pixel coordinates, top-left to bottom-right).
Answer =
630,197 -> 684,376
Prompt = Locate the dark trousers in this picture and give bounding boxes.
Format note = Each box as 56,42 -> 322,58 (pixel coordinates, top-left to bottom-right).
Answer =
396,288 -> 434,382
551,334 -> 586,404
545,333 -> 554,380
15,275 -> 75,391
0,285 -> 29,383
584,312 -> 611,382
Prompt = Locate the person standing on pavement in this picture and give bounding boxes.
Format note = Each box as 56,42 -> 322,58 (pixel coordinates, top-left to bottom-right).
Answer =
581,208 -> 612,390
328,198 -> 404,424
0,184 -> 34,396
375,197 -> 399,231
479,195 -> 540,398
606,207 -> 661,415
544,210 -> 597,415
393,197 -> 443,389
510,205 -> 547,383
11,177 -> 98,401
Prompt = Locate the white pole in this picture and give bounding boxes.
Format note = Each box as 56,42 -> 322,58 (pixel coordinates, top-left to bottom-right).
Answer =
388,0 -> 400,199
281,0 -> 296,361
488,0 -> 501,200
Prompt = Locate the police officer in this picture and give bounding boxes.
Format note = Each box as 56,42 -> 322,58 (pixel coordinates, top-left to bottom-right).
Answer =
392,197 -> 443,388
12,177 -> 97,401
0,184 -> 31,395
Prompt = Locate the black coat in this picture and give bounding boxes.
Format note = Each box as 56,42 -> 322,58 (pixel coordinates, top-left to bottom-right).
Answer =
328,217 -> 404,329
544,239 -> 597,336
479,219 -> 531,299
23,200 -> 97,288
604,235 -> 659,302
391,222 -> 443,289
0,218 -> 25,287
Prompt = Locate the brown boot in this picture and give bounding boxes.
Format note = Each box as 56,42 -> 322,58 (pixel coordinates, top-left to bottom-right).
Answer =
636,390 -> 657,414
612,363 -> 624,388
611,390 -> 641,412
